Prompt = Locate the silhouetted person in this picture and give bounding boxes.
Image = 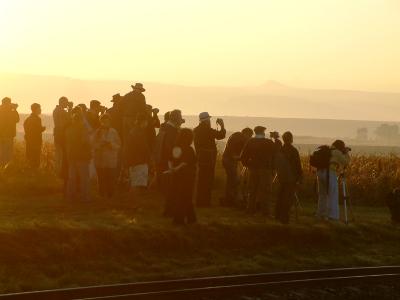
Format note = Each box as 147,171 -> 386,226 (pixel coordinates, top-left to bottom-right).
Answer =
121,83 -> 147,149
194,112 -> 226,207
24,103 -> 46,169
169,128 -> 197,225
86,100 -> 102,130
317,140 -> 350,221
221,127 -> 254,207
147,104 -> 161,129
65,107 -> 92,202
0,97 -> 20,169
107,94 -> 123,138
154,109 -> 185,216
125,113 -> 153,204
240,126 -> 276,216
275,132 -> 303,224
161,111 -> 171,130
93,114 -> 121,199
53,96 -> 71,177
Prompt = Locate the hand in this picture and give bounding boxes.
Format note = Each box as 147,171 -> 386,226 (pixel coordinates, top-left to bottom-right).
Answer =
216,118 -> 224,127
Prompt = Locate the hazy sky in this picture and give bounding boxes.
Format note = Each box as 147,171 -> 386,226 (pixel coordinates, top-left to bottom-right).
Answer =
1,0 -> 399,91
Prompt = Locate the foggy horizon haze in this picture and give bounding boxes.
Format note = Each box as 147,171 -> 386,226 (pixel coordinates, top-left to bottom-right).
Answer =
2,72 -> 400,124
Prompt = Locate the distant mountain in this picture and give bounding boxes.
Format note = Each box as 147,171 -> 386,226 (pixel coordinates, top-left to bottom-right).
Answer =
2,73 -> 400,140
1,73 -> 400,122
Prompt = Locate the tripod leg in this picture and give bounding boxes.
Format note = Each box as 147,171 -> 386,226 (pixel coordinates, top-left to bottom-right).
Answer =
342,178 -> 348,225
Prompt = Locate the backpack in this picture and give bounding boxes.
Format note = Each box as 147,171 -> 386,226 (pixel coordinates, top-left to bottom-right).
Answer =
310,145 -> 331,170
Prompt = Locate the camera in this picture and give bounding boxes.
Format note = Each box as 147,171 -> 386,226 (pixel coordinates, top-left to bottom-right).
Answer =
216,118 -> 224,125
270,131 -> 280,139
345,147 -> 352,153
152,108 -> 160,114
11,103 -> 18,110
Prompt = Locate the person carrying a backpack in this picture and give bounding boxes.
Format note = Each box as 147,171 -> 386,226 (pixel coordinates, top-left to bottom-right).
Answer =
314,140 -> 350,221
275,131 -> 303,224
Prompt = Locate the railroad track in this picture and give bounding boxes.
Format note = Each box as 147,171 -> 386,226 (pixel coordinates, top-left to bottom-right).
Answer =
0,266 -> 399,300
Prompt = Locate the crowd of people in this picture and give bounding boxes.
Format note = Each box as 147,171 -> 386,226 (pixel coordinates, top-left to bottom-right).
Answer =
0,84 -> 351,225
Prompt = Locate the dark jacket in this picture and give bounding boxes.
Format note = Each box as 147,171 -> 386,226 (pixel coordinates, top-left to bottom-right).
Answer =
107,104 -> 123,137
126,126 -> 151,166
65,122 -> 92,162
0,105 -> 20,139
193,122 -> 226,164
240,137 -> 276,169
155,122 -> 179,171
276,144 -> 303,183
222,132 -> 247,160
24,114 -> 45,143
53,106 -> 70,145
86,111 -> 101,130
121,91 -> 147,119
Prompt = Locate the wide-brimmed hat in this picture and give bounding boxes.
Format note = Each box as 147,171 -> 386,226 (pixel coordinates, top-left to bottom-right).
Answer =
111,93 -> 121,102
131,83 -> 146,92
170,109 -> 185,125
199,112 -> 211,122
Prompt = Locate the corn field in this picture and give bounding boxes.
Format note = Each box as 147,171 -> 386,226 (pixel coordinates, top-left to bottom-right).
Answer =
6,142 -> 400,206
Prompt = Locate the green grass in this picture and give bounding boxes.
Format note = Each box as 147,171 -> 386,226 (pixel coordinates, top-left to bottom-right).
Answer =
0,171 -> 399,294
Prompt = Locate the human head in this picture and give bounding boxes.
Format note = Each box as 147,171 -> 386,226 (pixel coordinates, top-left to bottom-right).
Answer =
59,96 -> 69,109
111,93 -> 121,104
169,109 -> 185,127
199,112 -> 211,126
2,97 -> 11,106
254,126 -> 266,137
90,100 -> 101,112
176,128 -> 194,148
164,111 -> 171,123
332,140 -> 346,152
77,103 -> 88,112
146,104 -> 153,116
282,131 -> 293,145
100,114 -> 111,128
241,127 -> 254,140
31,103 -> 41,115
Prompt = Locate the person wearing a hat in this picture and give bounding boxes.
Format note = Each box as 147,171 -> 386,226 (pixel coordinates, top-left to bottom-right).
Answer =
121,83 -> 147,167
0,97 -> 20,169
107,94 -> 123,139
240,126 -> 277,216
193,112 -> 226,207
153,109 -> 185,216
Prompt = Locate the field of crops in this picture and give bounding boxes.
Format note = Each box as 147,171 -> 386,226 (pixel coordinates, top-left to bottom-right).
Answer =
3,142 -> 400,207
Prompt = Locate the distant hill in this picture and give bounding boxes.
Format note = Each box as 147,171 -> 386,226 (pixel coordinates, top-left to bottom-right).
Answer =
2,73 -> 400,121
3,73 -> 400,141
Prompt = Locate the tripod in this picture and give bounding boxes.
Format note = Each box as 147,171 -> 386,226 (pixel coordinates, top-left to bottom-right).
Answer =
340,172 -> 355,224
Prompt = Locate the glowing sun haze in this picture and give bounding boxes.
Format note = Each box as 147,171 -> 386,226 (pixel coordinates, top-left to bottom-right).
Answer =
0,0 -> 399,90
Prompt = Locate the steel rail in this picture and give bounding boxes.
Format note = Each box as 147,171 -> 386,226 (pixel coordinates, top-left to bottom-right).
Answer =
0,266 -> 398,300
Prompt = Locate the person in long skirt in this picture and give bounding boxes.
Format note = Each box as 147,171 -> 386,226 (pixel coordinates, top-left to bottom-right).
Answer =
317,140 -> 350,220
168,128 -> 197,225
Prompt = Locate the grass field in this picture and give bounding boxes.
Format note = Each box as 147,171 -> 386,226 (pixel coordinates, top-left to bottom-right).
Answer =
0,166 -> 399,294
0,142 -> 399,293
